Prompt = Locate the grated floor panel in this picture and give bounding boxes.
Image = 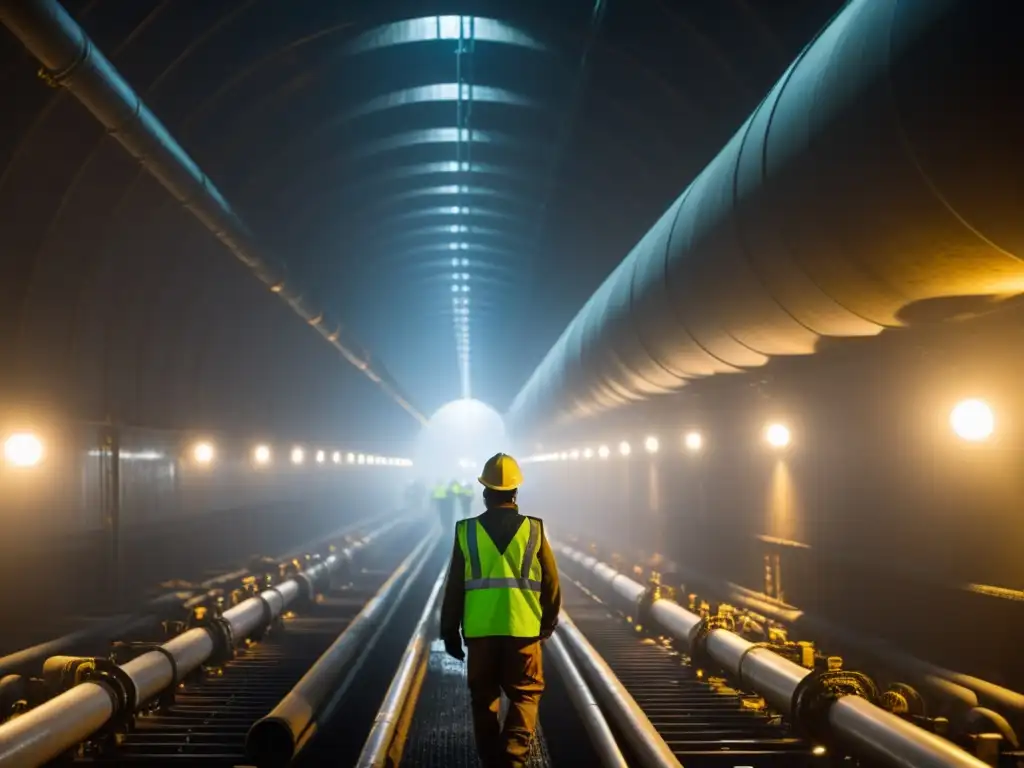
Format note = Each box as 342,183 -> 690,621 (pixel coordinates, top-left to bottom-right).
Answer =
400,638 -> 550,768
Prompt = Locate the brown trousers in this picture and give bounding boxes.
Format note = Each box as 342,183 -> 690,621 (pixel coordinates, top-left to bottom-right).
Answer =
466,637 -> 544,768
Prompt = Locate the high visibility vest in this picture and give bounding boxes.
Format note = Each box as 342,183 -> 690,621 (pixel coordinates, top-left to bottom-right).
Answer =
432,485 -> 448,500
456,517 -> 544,638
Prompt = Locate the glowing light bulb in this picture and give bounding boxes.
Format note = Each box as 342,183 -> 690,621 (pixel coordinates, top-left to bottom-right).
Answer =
193,442 -> 214,464
3,432 -> 43,467
950,399 -> 994,442
765,423 -> 791,449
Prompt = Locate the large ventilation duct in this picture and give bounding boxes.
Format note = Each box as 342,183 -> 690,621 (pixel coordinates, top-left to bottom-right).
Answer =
0,0 -> 426,425
507,0 -> 1024,437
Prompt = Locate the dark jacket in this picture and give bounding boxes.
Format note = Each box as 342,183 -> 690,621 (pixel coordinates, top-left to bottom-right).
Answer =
440,503 -> 561,644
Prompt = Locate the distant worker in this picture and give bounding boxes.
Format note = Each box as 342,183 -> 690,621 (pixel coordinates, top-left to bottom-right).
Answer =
433,479 -> 455,531
455,479 -> 474,519
441,453 -> 561,768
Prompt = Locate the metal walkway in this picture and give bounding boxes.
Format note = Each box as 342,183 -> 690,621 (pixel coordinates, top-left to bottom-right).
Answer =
399,638 -> 551,767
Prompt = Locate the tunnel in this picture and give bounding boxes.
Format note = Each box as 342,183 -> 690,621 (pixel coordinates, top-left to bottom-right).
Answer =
0,1 -> 1023,766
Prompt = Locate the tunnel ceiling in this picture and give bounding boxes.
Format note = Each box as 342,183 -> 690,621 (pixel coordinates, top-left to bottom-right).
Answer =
0,0 -> 843,445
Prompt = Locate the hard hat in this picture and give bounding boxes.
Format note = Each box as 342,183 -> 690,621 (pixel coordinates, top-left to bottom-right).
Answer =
478,453 -> 523,491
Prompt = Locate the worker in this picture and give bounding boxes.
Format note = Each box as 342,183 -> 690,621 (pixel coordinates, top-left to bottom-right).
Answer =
456,479 -> 474,519
440,452 -> 561,768
449,477 -> 465,519
433,479 -> 455,531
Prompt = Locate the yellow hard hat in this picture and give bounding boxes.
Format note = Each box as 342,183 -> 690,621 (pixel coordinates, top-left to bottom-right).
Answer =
478,453 -> 523,491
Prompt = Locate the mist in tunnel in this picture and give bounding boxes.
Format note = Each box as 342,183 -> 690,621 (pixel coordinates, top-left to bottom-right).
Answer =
413,398 -> 513,485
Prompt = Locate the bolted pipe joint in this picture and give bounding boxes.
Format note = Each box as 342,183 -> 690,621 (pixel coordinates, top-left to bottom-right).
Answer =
203,618 -> 236,667
686,615 -> 738,671
634,575 -> 663,630
791,667 -> 879,745
41,657 -> 138,734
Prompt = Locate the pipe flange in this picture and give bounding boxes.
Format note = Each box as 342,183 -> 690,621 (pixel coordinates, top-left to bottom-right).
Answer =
80,659 -> 138,720
206,617 -> 236,666
687,616 -> 732,669
792,669 -> 879,742
256,587 -> 286,634
635,582 -> 662,627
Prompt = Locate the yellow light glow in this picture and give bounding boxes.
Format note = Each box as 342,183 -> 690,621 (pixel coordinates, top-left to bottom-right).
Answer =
598,445 -> 610,459
950,399 -> 994,442
583,448 -> 594,460
291,446 -> 305,465
315,450 -> 325,464
684,431 -> 703,452
193,441 -> 215,464
357,453 -> 366,464
346,452 -> 355,464
765,423 -> 791,449
332,451 -> 341,464
3,432 -> 44,467
253,444 -> 271,465
644,436 -> 659,454
619,441 -> 631,456
569,449 -> 580,460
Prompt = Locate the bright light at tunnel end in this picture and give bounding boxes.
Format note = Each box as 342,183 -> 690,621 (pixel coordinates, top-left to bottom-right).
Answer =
950,399 -> 994,442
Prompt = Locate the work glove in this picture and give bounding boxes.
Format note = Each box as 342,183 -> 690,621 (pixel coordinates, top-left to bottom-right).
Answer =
444,637 -> 465,661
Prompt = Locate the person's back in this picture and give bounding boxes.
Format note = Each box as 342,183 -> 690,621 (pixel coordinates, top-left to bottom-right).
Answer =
440,453 -> 561,768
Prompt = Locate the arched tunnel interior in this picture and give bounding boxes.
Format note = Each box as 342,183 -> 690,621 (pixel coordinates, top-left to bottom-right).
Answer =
1,0 -> 1024,765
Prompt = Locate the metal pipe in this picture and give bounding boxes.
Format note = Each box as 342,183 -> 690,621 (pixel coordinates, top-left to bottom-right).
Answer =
355,564 -> 447,768
544,631 -> 629,768
0,0 -> 424,425
558,543 -> 991,768
246,531 -> 438,766
829,696 -> 992,768
0,518 -> 402,767
621,546 -> 1024,723
556,612 -> 682,768
506,0 -> 1024,435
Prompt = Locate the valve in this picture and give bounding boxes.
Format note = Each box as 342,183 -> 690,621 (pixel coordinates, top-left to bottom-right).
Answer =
879,683 -> 925,718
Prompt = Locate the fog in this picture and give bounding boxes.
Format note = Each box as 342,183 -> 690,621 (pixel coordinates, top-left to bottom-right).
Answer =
413,399 -> 513,485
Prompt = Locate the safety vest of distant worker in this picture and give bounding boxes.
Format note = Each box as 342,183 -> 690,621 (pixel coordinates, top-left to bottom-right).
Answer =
432,482 -> 449,501
455,453 -> 543,638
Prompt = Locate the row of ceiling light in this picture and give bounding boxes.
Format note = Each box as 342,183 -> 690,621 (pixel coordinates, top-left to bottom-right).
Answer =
521,423 -> 789,464
521,399 -> 997,465
1,432 -> 413,470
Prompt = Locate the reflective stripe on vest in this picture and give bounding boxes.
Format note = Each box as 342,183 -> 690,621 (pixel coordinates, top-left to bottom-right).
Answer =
458,517 -> 544,638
